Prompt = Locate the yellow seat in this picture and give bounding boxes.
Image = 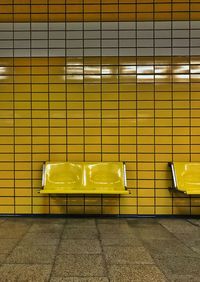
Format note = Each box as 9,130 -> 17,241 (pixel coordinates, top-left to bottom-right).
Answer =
40,162 -> 129,194
169,162 -> 200,195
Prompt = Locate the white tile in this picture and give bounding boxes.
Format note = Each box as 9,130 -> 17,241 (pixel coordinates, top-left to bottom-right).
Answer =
173,48 -> 189,56
14,49 -> 30,57
85,31 -> 101,39
173,30 -> 189,38
14,40 -> 30,48
137,30 -> 153,38
66,23 -> 83,31
84,49 -> 101,56
155,30 -> 171,38
14,23 -> 30,31
102,22 -> 118,30
102,39 -> 118,48
31,23 -> 48,30
32,49 -> 48,57
191,30 -> 200,38
49,31 -> 65,39
0,32 -> 13,40
14,31 -> 30,40
0,23 -> 13,31
155,21 -> 172,29
67,40 -> 83,48
102,48 -> 118,56
0,41 -> 13,48
191,48 -> 200,55
102,30 -> 118,39
31,31 -> 48,40
137,39 -> 153,47
173,38 -> 189,47
49,23 -> 65,30
155,48 -> 172,56
119,48 -> 136,56
191,21 -> 200,29
67,49 -> 83,56
137,48 -> 154,56
119,30 -> 135,38
119,22 -> 136,30
49,49 -> 66,56
0,49 -> 13,57
84,40 -> 100,48
119,39 -> 136,48
67,31 -> 83,39
137,21 -> 153,29
173,21 -> 189,29
191,39 -> 200,47
155,39 -> 171,47
31,40 -> 48,48
84,22 -> 100,30
49,40 -> 65,48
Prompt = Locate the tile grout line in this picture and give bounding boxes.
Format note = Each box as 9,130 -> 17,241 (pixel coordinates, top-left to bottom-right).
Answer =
47,220 -> 66,282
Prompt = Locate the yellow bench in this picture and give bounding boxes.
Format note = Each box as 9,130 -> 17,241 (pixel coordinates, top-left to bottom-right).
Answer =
40,162 -> 129,194
169,162 -> 200,195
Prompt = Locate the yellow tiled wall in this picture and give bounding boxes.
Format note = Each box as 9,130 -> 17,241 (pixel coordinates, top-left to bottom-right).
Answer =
0,56 -> 200,215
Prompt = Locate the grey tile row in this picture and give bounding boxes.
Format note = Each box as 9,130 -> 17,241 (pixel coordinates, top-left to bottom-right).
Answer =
0,217 -> 199,281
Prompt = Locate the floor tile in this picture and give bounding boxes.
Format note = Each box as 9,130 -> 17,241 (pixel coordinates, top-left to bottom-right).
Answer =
98,223 -> 132,234
5,245 -> 57,264
187,219 -> 200,227
144,239 -> 199,258
52,254 -> 106,277
62,227 -> 98,239
108,264 -> 167,282
154,256 -> 200,278
66,219 -> 96,227
96,219 -> 127,225
0,264 -> 52,282
58,239 -> 101,254
132,225 -> 174,240
103,246 -> 154,264
100,232 -> 136,239
50,277 -> 109,282
28,223 -> 63,233
20,232 -> 60,245
101,237 -> 143,247
159,219 -> 199,234
0,228 -> 28,239
0,239 -> 18,254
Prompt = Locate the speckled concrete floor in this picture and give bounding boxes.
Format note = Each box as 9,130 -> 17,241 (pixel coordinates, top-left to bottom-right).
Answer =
0,217 -> 199,282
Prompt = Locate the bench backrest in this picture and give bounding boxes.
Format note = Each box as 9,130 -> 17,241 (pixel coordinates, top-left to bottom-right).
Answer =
170,162 -> 200,192
43,162 -> 127,192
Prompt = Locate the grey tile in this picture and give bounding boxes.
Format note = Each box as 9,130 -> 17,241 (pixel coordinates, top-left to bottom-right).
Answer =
101,237 -> 143,247
103,246 -> 154,265
133,226 -> 174,240
187,219 -> 200,227
30,218 -> 66,224
98,223 -> 132,234
108,264 -> 167,282
166,274 -> 200,282
127,218 -> 159,226
5,245 -> 56,264
66,218 -> 96,227
50,277 -> 109,282
52,254 -> 106,277
58,239 -> 101,254
20,232 -> 60,245
144,239 -> 199,258
154,256 -> 200,278
0,254 -> 7,264
96,219 -> 127,225
0,227 -> 28,239
0,239 -> 18,254
28,223 -> 63,233
159,219 -> 199,234
0,264 -> 52,282
62,227 -> 98,239
100,232 -> 136,240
